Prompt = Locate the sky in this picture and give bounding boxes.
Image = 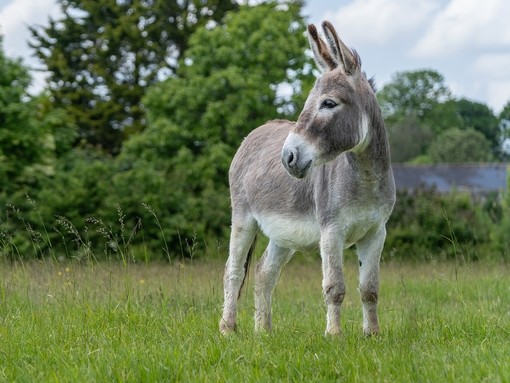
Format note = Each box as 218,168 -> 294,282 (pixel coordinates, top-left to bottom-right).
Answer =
0,0 -> 509,114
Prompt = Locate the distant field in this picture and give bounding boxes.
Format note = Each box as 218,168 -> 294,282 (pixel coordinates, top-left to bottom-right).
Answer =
1,257 -> 509,382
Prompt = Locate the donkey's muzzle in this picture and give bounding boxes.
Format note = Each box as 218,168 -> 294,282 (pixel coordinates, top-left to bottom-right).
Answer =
282,146 -> 312,179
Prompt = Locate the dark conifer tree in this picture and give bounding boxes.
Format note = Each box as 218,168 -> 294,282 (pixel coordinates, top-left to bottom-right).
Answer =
30,0 -> 238,154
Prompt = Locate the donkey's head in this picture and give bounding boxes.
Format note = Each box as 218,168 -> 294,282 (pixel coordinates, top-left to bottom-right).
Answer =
282,21 -> 378,179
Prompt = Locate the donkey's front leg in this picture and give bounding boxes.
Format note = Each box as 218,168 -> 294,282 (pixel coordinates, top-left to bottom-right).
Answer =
320,226 -> 345,335
357,226 -> 386,336
220,217 -> 257,334
254,240 -> 294,332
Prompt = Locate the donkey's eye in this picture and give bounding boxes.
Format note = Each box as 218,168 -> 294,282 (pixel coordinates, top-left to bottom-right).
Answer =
320,99 -> 338,109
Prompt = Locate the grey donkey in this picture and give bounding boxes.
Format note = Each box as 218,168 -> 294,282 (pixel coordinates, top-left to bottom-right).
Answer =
220,21 -> 395,336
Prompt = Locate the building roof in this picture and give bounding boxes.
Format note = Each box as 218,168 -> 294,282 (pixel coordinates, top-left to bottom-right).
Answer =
392,163 -> 509,194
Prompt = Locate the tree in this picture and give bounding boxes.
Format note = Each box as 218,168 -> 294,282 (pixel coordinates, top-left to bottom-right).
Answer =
112,1 -> 314,256
426,98 -> 500,158
30,0 -> 238,154
454,98 -> 499,155
379,70 -> 502,162
422,99 -> 464,134
0,37 -> 58,258
500,100 -> 510,126
146,0 -> 311,150
428,128 -> 492,163
386,114 -> 433,163
378,69 -> 452,122
0,37 -> 50,196
498,101 -> 510,157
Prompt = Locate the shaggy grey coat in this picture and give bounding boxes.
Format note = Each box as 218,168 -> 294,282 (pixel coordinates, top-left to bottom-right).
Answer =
220,21 -> 395,335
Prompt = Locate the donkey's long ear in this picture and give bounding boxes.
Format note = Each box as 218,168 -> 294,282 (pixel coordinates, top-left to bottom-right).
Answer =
322,21 -> 360,75
307,24 -> 338,73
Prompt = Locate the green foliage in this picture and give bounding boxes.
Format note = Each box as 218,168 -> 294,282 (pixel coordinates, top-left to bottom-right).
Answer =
489,172 -> 510,257
0,38 -> 52,199
111,124 -> 222,259
147,1 -> 311,147
1,149 -> 115,259
428,128 -> 493,163
387,114 -> 433,163
454,98 -> 499,151
112,1 -> 313,255
378,69 -> 452,121
36,150 -> 115,242
385,186 -> 509,261
499,101 -> 510,128
1,1 -> 313,261
379,70 -> 504,162
30,0 -> 238,154
3,4 -> 510,263
32,95 -> 79,157
425,98 -> 500,159
499,101 -> 510,158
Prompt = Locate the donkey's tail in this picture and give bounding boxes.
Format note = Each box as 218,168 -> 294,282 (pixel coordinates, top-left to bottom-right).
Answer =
238,233 -> 257,300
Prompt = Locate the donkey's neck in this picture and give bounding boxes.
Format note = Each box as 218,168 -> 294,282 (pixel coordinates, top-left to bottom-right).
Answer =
349,114 -> 391,177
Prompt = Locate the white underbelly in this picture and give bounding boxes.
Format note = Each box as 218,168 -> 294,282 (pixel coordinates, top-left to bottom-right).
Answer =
254,214 -> 321,249
344,210 -> 385,247
254,209 -> 385,250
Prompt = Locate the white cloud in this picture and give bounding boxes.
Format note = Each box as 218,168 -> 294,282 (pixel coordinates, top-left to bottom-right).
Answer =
0,0 -> 60,92
472,53 -> 510,79
413,0 -> 510,57
484,81 -> 510,112
319,0 -> 510,112
1,0 -> 509,111
0,0 -> 60,60
324,0 -> 440,45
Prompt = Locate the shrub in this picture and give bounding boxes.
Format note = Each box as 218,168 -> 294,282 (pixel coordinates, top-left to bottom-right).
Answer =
385,186 -> 508,261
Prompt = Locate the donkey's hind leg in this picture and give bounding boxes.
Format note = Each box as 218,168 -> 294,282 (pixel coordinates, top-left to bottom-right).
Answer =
254,240 -> 294,332
220,214 -> 257,334
357,226 -> 386,336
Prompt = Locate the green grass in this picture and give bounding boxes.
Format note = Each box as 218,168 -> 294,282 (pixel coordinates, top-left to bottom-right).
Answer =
1,257 -> 509,382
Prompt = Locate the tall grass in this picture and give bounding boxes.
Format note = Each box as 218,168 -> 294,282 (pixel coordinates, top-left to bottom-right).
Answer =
1,257 -> 508,382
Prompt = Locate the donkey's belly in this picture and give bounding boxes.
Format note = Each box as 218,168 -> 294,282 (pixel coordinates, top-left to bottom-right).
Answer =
254,213 -> 321,249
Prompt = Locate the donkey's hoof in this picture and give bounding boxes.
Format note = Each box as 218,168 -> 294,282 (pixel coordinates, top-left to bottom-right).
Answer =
254,324 -> 272,334
325,327 -> 342,336
363,327 -> 380,337
219,320 -> 237,335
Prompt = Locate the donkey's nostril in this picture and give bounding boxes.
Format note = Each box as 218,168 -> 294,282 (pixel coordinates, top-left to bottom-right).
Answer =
285,149 -> 298,167
288,151 -> 295,165
282,147 -> 300,172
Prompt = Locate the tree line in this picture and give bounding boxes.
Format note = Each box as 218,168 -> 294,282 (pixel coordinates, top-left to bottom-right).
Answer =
1,0 -> 509,261
379,70 -> 510,163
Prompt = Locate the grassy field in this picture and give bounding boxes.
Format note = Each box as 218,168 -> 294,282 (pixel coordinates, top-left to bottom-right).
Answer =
1,256 -> 509,382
